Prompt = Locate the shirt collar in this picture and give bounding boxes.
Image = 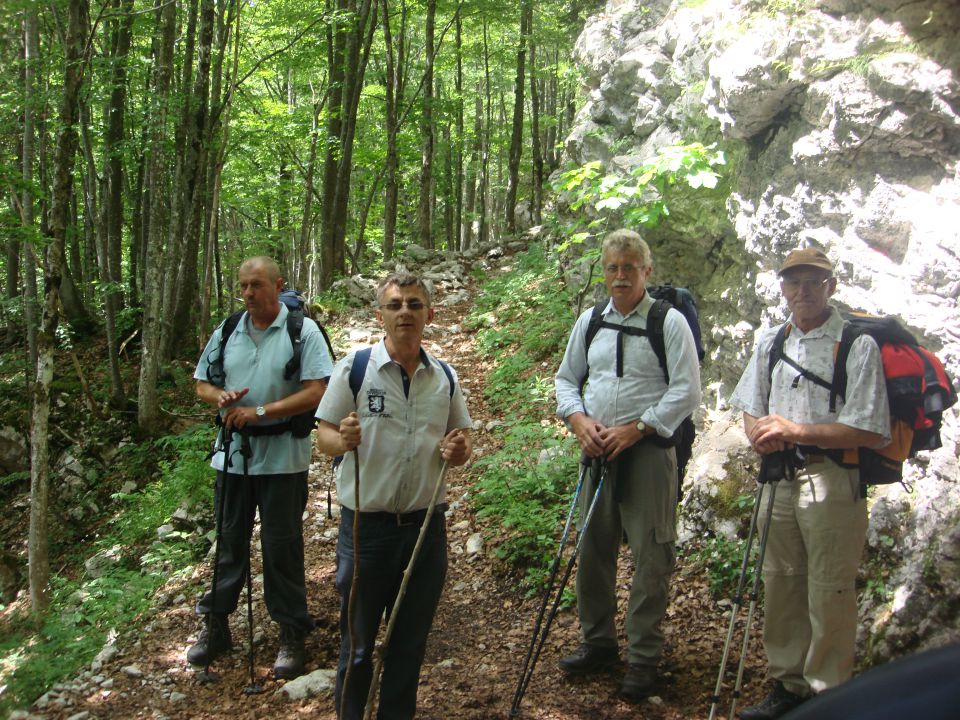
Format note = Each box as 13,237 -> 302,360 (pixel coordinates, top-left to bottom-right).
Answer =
236,303 -> 287,334
787,305 -> 844,340
602,290 -> 655,320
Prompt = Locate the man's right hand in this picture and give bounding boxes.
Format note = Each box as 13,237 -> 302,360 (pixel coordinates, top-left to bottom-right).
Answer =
569,412 -> 607,458
340,412 -> 361,451
217,387 -> 250,409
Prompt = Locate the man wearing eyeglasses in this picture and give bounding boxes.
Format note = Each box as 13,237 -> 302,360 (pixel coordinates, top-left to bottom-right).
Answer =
554,229 -> 701,701
315,272 -> 472,720
729,247 -> 890,719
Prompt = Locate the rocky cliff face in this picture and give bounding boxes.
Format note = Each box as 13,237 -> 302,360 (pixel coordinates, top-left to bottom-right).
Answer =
564,0 -> 960,662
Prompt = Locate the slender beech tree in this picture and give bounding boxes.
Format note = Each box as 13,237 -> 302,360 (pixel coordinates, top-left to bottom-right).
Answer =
30,0 -> 89,614
138,0 -> 179,430
416,0 -> 436,248
504,0 -> 532,235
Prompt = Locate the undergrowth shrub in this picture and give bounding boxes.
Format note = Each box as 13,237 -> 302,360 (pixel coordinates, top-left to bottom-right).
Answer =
0,424 -> 212,716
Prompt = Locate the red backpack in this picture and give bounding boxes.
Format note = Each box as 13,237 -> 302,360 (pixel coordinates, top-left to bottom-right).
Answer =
767,313 -> 957,485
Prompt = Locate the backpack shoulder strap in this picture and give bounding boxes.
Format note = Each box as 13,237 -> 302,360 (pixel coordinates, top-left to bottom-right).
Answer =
767,322 -> 790,381
584,300 -> 607,356
283,308 -> 305,381
647,298 -> 670,383
349,347 -> 373,403
830,323 -> 862,413
437,358 -> 455,398
206,310 -> 244,387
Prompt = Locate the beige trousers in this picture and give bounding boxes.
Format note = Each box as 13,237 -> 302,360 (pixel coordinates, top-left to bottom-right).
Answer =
758,457 -> 867,696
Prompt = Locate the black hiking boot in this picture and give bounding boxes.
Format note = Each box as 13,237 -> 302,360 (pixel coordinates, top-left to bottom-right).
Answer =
187,614 -> 233,666
739,681 -> 806,719
273,624 -> 307,680
621,663 -> 657,702
558,643 -> 619,676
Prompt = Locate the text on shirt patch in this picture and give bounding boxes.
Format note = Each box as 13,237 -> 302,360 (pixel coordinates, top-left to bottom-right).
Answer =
367,389 -> 386,414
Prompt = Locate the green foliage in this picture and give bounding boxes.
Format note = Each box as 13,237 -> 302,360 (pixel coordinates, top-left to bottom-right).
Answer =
687,535 -> 756,601
0,425 -> 213,716
473,423 -> 580,593
552,142 -> 727,248
467,245 -> 573,419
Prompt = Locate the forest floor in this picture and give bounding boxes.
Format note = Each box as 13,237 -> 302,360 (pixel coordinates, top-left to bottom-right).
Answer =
35,253 -> 768,720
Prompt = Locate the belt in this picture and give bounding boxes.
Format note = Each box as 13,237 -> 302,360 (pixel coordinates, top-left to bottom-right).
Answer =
343,504 -> 448,527
796,446 -> 827,465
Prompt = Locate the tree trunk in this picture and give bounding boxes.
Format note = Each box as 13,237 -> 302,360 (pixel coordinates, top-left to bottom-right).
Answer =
528,7 -> 543,225
137,0 -> 178,431
168,0 -> 217,357
380,0 -> 406,261
31,0 -> 88,615
478,20 -> 492,246
504,1 -> 531,235
462,91 -> 482,251
454,8 -> 463,251
19,10 -> 39,372
416,0 -> 436,249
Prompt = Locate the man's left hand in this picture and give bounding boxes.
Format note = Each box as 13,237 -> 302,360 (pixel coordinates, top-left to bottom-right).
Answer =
440,429 -> 469,465
749,414 -> 798,452
222,405 -> 260,430
599,423 -> 646,461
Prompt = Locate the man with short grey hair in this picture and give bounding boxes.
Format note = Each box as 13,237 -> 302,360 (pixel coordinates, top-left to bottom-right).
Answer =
555,229 -> 701,701
189,256 -> 332,680
729,247 -> 890,719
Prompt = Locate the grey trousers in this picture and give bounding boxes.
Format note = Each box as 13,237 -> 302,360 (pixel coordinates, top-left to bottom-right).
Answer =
574,442 -> 677,666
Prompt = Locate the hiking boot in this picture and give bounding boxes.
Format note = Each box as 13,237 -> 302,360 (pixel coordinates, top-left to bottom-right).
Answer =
273,625 -> 307,680
558,643 -> 619,676
739,681 -> 806,720
621,663 -> 657,701
187,614 -> 233,666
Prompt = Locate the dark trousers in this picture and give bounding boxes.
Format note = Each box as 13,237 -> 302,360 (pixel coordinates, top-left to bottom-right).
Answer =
196,470 -> 312,632
335,507 -> 447,720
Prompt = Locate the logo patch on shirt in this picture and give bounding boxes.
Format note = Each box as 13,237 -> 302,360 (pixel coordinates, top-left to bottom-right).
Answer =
367,389 -> 386,414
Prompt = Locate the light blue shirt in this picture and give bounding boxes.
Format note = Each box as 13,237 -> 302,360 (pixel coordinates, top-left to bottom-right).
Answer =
194,304 -> 334,475
555,293 -> 701,437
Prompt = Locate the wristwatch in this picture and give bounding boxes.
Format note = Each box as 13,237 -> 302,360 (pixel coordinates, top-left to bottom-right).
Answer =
636,420 -> 647,435
255,405 -> 266,418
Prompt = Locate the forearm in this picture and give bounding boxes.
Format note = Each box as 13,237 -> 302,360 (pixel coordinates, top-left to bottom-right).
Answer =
315,420 -> 349,456
259,379 -> 326,420
790,422 -> 884,450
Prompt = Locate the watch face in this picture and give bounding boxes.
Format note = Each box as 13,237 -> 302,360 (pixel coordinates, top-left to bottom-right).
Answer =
256,406 -> 266,416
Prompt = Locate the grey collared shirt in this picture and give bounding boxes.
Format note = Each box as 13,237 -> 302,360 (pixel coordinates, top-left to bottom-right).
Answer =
555,293 -> 701,437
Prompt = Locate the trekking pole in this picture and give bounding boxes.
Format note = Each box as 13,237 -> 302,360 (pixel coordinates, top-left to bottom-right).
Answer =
362,457 -> 452,720
198,425 -> 233,684
708,450 -> 793,719
340,449 -> 362,714
707,481 -> 765,720
508,457 -> 589,716
727,455 -> 796,720
239,430 -> 264,695
508,457 -> 609,718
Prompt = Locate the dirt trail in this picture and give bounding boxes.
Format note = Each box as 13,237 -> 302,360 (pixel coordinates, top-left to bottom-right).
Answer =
37,263 -> 766,720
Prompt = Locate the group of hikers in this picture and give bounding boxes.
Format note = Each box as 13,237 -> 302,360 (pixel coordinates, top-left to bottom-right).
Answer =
184,229 -> 894,720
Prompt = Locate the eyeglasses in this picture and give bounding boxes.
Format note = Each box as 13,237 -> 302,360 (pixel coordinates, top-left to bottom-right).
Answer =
379,299 -> 427,311
781,277 -> 832,293
604,264 -> 641,275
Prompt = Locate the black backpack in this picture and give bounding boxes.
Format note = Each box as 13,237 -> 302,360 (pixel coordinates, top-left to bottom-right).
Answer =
767,312 -> 957,486
206,288 -> 335,438
583,285 -> 704,498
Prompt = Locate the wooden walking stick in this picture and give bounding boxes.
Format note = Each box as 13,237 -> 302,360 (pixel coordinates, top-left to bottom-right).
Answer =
361,457 -> 452,720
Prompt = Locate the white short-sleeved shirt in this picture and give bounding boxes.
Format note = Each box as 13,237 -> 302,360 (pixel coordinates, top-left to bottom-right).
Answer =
554,292 -> 701,437
194,304 -> 334,475
730,307 -> 891,444
316,340 -> 472,513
